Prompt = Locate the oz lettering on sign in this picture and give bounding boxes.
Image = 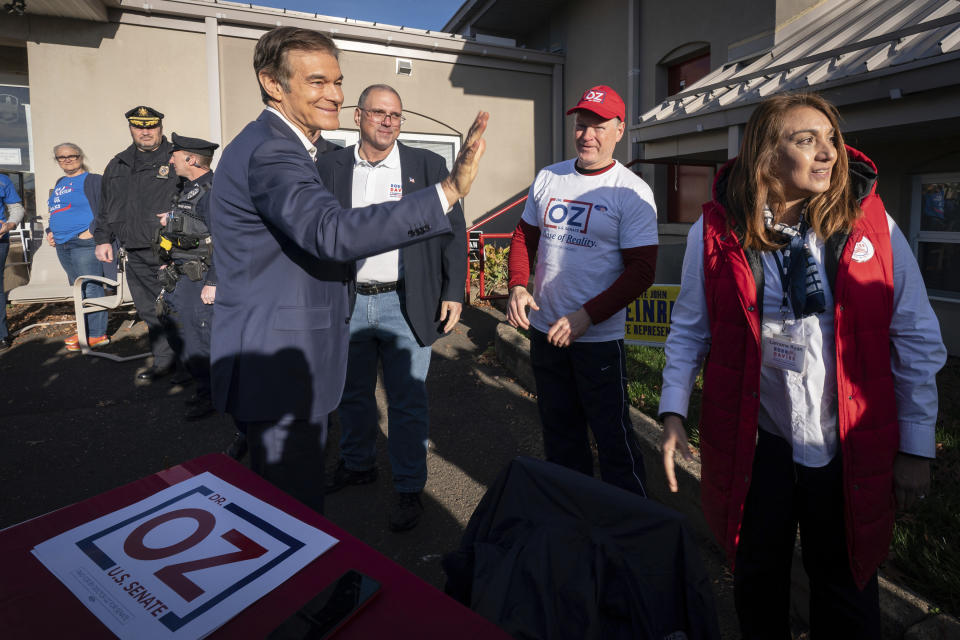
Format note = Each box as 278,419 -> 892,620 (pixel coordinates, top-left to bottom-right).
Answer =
120,507 -> 267,602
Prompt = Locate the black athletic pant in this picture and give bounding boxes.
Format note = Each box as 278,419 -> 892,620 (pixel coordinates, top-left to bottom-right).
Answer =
734,428 -> 881,639
529,328 -> 646,497
235,415 -> 327,515
124,248 -> 175,369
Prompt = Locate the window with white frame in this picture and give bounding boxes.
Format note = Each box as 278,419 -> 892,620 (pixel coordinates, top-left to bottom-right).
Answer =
910,173 -> 960,299
319,130 -> 355,149
320,130 -> 460,172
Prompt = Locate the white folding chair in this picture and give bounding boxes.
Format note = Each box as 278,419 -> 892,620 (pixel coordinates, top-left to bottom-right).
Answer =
72,249 -> 150,361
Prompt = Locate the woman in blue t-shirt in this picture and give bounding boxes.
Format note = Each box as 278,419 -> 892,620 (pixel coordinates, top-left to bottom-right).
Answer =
46,143 -> 109,349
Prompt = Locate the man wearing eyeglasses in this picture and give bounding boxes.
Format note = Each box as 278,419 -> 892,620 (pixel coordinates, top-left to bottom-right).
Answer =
316,84 -> 467,532
95,106 -> 180,381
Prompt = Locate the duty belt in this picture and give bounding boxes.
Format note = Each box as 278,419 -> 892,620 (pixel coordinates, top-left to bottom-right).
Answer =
356,281 -> 400,295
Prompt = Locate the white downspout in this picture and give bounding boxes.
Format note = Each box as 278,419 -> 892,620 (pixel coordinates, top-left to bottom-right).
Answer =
205,16 -> 223,166
552,62 -> 563,163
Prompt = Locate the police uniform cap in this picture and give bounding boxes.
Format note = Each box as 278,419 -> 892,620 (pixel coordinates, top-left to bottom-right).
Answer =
125,105 -> 164,128
171,133 -> 219,157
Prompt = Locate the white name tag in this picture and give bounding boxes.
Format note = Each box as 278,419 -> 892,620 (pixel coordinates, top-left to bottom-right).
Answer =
762,333 -> 805,373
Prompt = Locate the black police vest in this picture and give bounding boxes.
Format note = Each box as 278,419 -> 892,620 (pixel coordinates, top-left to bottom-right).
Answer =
158,180 -> 212,265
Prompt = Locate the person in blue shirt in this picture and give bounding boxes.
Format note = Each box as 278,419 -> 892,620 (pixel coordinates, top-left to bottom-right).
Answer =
0,172 -> 26,350
45,143 -> 109,350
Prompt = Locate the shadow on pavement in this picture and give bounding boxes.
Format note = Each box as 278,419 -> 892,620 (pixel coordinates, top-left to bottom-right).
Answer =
321,304 -> 546,589
0,313 -> 236,528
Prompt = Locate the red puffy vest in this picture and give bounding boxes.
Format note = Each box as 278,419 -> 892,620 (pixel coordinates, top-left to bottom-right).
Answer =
699,147 -> 898,589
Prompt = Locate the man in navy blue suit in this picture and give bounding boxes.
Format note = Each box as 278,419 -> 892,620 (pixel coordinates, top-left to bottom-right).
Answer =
317,85 -> 467,532
209,27 -> 487,514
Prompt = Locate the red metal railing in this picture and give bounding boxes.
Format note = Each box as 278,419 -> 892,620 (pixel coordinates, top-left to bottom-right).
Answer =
465,195 -> 527,303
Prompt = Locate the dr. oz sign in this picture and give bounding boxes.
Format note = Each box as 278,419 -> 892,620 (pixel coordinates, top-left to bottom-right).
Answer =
624,285 -> 680,346
31,472 -> 337,639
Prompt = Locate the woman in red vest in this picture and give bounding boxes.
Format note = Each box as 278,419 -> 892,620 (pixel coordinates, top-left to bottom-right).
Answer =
658,93 -> 946,638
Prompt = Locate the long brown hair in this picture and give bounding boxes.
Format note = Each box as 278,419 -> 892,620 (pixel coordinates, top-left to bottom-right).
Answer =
726,93 -> 861,251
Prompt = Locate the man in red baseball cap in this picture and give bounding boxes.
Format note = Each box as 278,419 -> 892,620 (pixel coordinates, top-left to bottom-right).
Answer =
505,84 -> 659,496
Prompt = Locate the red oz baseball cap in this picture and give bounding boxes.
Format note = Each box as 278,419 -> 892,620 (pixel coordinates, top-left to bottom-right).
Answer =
566,85 -> 625,121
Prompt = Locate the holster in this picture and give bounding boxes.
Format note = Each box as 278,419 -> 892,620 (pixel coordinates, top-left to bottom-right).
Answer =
158,264 -> 180,291
180,260 -> 207,282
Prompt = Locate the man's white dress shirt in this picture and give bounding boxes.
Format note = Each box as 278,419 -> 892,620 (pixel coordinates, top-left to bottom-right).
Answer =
351,142 -> 402,284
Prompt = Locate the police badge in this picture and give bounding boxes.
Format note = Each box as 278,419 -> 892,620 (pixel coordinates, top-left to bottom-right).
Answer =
158,165 -> 170,178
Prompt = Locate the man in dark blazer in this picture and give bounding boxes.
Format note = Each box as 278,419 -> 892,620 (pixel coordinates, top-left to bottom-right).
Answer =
316,85 -> 467,532
209,27 -> 487,514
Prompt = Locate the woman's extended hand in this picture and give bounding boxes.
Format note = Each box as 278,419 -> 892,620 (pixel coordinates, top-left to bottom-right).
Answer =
661,414 -> 694,493
893,453 -> 931,510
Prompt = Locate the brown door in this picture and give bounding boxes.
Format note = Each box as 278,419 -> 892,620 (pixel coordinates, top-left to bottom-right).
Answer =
666,52 -> 713,223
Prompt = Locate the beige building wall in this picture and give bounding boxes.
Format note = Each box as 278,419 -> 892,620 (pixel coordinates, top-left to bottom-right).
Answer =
514,0 -> 633,163
218,36 -> 267,145
4,6 -> 555,232
338,51 -> 552,221
218,35 -> 553,225
23,18 -> 209,219
560,0 -> 631,165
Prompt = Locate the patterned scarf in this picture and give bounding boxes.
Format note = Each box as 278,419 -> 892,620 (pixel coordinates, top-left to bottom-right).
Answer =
763,203 -> 826,319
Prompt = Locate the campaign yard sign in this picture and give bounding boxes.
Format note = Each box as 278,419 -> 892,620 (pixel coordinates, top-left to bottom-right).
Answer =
624,285 -> 680,347
32,472 -> 337,639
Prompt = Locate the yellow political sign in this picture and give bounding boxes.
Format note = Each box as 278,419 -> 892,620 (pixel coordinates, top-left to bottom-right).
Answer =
624,284 -> 680,346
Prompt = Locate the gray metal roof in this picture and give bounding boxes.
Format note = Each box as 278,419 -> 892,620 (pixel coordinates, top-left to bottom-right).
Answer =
639,0 -> 960,129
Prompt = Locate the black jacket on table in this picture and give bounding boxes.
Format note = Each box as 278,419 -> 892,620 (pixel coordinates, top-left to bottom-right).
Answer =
443,457 -> 721,639
96,137 -> 180,250
316,142 -> 467,347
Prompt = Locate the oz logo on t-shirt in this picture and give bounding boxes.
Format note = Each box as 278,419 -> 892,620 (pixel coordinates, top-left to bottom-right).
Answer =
544,197 -> 593,234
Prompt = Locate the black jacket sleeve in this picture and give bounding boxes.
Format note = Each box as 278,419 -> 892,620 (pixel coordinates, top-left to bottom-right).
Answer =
95,162 -> 118,244
199,191 -> 217,286
85,173 -> 103,234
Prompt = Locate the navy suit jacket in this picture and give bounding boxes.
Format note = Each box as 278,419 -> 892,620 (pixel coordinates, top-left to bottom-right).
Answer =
316,143 -> 467,346
209,111 -> 452,421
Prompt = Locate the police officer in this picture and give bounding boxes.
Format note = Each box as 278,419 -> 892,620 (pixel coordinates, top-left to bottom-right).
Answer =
95,106 -> 180,381
157,133 -> 219,420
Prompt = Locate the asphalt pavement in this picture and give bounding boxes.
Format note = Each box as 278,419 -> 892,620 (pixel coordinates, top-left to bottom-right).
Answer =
0,301 -> 739,637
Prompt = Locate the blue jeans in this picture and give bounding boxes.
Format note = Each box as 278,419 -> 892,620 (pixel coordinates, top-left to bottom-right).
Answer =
55,236 -> 107,338
337,288 -> 432,492
0,240 -> 8,341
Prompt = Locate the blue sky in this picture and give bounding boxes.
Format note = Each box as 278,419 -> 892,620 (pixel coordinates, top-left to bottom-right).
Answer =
250,0 -> 466,31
